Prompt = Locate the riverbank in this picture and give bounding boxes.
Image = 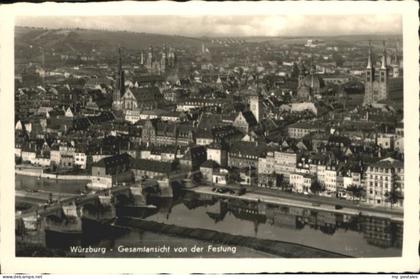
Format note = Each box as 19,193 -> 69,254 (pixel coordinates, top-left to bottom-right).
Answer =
15,166 -> 91,181
116,217 -> 351,258
189,185 -> 403,222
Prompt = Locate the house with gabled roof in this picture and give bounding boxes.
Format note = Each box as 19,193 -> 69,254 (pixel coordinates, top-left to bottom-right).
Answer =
120,86 -> 163,111
233,111 -> 257,134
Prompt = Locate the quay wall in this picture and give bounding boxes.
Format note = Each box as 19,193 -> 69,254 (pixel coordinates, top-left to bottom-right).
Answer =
16,169 -> 91,181
188,187 -> 403,222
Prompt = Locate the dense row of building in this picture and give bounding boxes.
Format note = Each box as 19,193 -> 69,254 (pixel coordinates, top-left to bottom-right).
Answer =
15,36 -> 404,209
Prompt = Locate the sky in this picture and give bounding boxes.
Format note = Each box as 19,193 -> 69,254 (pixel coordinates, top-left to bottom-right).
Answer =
16,15 -> 402,37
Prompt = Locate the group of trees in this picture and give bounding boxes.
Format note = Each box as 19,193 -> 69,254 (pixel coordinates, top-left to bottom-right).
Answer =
310,179 -> 403,209
384,186 -> 404,209
225,168 -> 403,209
346,184 -> 365,201
309,179 -> 365,201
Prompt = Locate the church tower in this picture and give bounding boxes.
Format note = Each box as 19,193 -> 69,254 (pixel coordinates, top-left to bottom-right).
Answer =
309,56 -> 316,99
392,41 -> 400,78
249,94 -> 262,123
378,41 -> 389,101
146,46 -> 153,70
140,51 -> 144,65
297,63 -> 306,88
112,48 -> 124,111
363,41 -> 375,105
363,41 -> 389,105
160,45 -> 167,74
167,47 -> 176,68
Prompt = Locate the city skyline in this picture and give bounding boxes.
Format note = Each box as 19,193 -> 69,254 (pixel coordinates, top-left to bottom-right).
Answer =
16,15 -> 402,37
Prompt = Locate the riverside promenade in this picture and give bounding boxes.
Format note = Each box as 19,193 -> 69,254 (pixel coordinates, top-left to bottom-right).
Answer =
15,165 -> 91,180
189,185 -> 403,222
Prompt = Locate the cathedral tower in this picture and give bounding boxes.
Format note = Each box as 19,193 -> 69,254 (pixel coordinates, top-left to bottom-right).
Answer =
363,41 -> 375,105
160,45 -> 167,73
112,48 -> 125,111
392,41 -> 401,78
363,41 -> 388,105
146,46 -> 153,70
249,94 -> 262,123
378,41 -> 389,101
140,51 -> 144,65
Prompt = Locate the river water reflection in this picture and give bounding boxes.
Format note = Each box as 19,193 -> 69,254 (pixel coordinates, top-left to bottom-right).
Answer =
143,191 -> 402,257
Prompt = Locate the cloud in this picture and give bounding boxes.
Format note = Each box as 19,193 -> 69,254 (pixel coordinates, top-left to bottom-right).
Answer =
16,15 -> 401,37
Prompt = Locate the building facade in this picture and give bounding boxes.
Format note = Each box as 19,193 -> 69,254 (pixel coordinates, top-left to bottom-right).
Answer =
365,158 -> 404,207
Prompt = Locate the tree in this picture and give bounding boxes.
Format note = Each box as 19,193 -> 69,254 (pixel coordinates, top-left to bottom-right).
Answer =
277,174 -> 284,188
310,180 -> 323,195
385,187 -> 403,209
347,184 -> 365,201
227,168 -> 240,184
332,52 -> 345,67
191,171 -> 203,184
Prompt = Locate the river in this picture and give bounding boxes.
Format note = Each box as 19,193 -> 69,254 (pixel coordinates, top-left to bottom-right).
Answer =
16,174 -> 402,258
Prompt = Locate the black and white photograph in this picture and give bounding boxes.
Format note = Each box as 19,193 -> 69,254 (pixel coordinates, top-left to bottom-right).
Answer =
1,0 -> 419,274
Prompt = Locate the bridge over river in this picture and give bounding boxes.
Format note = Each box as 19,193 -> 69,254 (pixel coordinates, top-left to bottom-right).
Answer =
16,185 -> 133,220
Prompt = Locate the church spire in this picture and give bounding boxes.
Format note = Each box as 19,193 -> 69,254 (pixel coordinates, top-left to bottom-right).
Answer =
381,41 -> 387,69
112,47 -> 124,110
117,47 -> 125,97
366,41 -> 372,69
118,47 -> 122,69
394,41 -> 399,65
310,52 -> 315,75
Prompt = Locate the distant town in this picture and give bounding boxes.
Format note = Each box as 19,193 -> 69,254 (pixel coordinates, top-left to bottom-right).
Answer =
14,26 -> 404,257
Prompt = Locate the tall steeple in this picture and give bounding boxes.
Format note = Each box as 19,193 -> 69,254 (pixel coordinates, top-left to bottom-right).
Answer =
118,47 -> 125,97
380,41 -> 387,69
309,52 -> 316,75
364,40 -> 389,106
392,41 -> 401,78
140,51 -> 144,65
147,45 -> 153,69
113,47 -> 124,111
394,41 -> 400,65
366,41 -> 373,69
364,40 -> 375,106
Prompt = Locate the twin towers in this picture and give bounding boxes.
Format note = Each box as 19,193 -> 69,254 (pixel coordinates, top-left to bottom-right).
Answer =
363,40 -> 401,105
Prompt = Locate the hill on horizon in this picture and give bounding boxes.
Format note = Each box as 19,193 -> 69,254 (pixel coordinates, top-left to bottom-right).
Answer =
15,26 -> 205,53
16,26 -> 401,50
